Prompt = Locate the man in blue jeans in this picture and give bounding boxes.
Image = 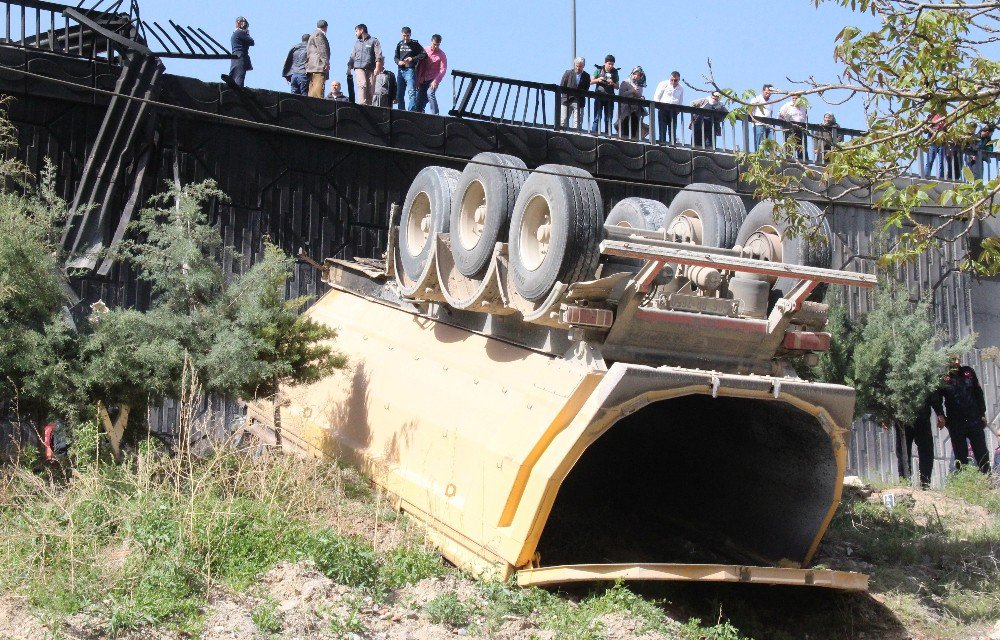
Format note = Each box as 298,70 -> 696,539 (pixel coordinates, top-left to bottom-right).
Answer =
416,34 -> 447,114
590,54 -> 619,135
749,84 -> 774,149
282,34 -> 310,95
394,27 -> 425,111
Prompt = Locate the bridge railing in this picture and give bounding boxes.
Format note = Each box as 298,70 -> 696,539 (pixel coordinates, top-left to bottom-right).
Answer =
450,69 -> 997,183
0,0 -> 122,61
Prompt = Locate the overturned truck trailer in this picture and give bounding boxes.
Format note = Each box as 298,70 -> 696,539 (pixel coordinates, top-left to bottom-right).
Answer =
249,154 -> 876,590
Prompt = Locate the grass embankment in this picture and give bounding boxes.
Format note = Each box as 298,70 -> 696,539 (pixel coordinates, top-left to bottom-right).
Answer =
0,428 -> 743,639
822,466 -> 1000,638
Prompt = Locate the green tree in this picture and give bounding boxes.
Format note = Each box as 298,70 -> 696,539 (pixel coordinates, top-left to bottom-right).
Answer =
813,300 -> 859,387
816,279 -> 973,428
0,156 -> 84,427
727,1 -> 1000,271
84,180 -> 345,451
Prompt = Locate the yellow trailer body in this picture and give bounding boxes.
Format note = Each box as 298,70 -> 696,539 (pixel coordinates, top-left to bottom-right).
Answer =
255,279 -> 866,590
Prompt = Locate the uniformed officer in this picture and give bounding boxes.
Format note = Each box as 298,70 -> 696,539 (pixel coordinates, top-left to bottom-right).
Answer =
899,394 -> 936,488
932,353 -> 991,473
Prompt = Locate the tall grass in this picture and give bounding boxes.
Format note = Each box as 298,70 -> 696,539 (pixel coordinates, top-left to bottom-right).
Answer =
0,438 -> 445,633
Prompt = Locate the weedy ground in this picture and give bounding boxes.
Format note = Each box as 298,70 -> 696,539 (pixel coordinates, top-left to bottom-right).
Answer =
0,427 -> 996,640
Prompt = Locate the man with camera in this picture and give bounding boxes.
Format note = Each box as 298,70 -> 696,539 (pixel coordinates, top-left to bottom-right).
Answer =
590,54 -> 619,135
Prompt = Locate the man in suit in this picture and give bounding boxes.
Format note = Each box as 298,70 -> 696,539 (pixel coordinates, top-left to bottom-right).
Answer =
229,17 -> 254,87
559,57 -> 590,131
306,20 -> 331,99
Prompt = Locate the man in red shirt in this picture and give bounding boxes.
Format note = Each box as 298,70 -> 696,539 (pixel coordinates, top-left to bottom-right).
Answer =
415,34 -> 447,114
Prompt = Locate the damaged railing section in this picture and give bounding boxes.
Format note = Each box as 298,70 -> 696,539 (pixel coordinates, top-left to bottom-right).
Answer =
0,0 -> 232,62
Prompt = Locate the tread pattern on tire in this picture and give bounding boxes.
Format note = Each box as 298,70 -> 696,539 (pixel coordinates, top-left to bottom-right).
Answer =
509,164 -> 603,302
606,197 -> 669,231
450,152 -> 528,277
399,166 -> 461,281
664,183 -> 747,248
735,199 -> 832,300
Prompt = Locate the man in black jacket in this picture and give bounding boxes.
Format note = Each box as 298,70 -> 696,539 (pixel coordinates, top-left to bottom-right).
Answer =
898,395 -> 937,488
559,57 -> 590,130
394,27 -> 426,111
590,54 -> 619,135
229,17 -> 254,87
933,353 -> 991,473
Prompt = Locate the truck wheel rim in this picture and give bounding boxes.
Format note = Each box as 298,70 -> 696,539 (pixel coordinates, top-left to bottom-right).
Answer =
520,194 -> 553,272
406,191 -> 432,257
744,225 -> 783,263
459,180 -> 487,251
668,210 -> 704,244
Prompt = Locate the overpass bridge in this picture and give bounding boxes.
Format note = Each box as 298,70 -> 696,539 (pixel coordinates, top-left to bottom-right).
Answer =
0,0 -> 996,485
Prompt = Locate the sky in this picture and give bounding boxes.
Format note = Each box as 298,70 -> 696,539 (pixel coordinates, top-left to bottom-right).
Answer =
143,0 -> 886,129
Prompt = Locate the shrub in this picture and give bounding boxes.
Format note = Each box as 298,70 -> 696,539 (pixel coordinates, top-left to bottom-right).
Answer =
424,593 -> 474,627
381,545 -> 447,588
250,599 -> 283,634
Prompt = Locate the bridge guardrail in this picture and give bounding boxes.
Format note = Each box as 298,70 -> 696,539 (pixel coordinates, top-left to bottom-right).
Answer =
450,69 -> 999,184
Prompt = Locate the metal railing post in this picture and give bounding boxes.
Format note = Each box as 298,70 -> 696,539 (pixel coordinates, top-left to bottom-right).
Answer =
554,86 -> 561,131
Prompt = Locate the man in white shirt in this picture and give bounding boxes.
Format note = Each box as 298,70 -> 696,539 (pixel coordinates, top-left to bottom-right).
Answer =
749,83 -> 774,149
778,96 -> 809,160
653,71 -> 684,144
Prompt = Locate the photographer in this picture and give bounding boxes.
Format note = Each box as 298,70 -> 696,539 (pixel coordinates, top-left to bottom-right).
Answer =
230,17 -> 255,87
590,54 -> 619,135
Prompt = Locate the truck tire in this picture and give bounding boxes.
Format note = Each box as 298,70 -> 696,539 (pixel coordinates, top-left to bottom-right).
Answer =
509,164 -> 603,302
662,183 -> 747,248
450,153 -> 529,277
604,198 -> 669,269
605,197 -> 668,231
735,199 -> 832,300
399,166 -> 461,281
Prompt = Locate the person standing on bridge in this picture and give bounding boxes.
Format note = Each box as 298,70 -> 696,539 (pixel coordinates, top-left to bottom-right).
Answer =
229,17 -> 254,87
306,20 -> 331,99
590,54 -> 619,135
749,84 -> 774,149
282,34 -> 310,95
394,27 -> 426,111
652,71 -> 683,144
371,70 -> 396,108
416,34 -> 447,115
689,91 -> 728,149
349,24 -> 384,106
328,80 -> 350,102
616,66 -> 647,140
778,96 -> 809,161
933,353 -> 991,474
558,57 -> 590,130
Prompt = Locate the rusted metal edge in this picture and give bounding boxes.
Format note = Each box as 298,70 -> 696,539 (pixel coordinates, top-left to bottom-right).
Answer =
516,563 -> 869,591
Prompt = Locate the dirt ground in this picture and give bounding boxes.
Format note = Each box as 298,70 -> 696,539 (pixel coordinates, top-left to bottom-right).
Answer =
0,562 -> 679,640
2,478 -> 998,640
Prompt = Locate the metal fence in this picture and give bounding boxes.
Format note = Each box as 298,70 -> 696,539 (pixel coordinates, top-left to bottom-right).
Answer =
450,69 -> 1000,183
0,0 -> 125,61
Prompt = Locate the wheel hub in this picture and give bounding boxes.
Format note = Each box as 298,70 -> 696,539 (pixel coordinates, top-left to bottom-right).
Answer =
744,226 -> 782,263
519,195 -> 554,272
668,211 -> 704,244
459,180 -> 488,251
405,191 -> 433,257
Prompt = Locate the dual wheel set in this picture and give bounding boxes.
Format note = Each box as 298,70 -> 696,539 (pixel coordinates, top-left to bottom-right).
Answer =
396,152 -> 833,314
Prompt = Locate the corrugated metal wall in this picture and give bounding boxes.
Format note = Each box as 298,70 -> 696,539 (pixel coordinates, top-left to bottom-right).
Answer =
829,205 -> 999,486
